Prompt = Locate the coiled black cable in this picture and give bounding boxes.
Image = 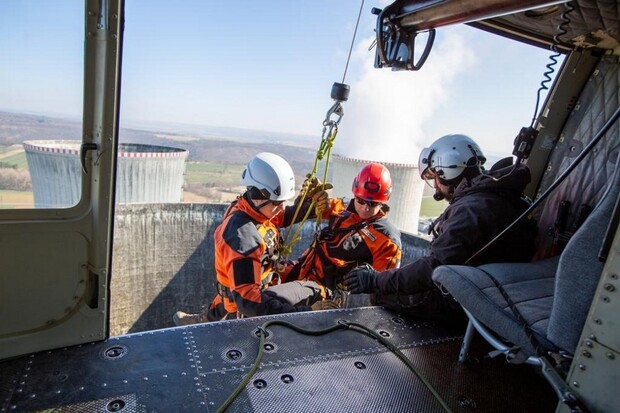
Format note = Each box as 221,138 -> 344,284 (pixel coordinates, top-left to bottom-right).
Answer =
495,3 -> 577,187
530,2 -> 576,128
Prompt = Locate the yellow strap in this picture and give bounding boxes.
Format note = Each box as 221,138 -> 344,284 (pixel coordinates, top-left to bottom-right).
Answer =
280,125 -> 338,258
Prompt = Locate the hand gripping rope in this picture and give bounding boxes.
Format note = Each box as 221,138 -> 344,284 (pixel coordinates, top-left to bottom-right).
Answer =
279,82 -> 349,258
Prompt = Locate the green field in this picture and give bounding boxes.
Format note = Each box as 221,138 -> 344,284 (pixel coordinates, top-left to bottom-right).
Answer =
0,157 -> 449,217
0,153 -> 28,169
0,150 -> 28,169
0,186 -> 447,218
0,190 -> 33,209
185,162 -> 244,185
419,196 -> 448,218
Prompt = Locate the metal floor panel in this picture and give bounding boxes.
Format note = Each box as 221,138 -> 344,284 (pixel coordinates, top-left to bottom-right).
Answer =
0,307 -> 557,412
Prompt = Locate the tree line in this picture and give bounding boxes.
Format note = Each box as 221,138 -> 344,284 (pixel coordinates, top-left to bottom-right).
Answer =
0,167 -> 31,191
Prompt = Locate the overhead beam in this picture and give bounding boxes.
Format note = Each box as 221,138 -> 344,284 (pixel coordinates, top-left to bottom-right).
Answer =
395,0 -> 568,31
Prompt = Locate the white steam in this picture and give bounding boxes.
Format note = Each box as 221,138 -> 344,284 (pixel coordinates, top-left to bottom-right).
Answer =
334,27 -> 475,165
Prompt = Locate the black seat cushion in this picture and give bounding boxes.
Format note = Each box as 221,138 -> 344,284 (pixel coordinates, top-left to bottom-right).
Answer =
432,256 -> 559,355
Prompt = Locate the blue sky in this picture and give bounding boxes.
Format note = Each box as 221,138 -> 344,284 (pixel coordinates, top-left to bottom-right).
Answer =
1,1 -> 561,164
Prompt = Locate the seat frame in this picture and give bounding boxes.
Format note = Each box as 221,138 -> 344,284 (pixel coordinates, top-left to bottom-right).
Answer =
459,308 -> 542,366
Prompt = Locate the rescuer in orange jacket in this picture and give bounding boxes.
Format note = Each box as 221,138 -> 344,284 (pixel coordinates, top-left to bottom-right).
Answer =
173,152 -> 337,325
279,163 -> 402,304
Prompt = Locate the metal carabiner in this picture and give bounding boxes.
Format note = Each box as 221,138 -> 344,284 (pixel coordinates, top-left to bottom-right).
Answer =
323,101 -> 344,128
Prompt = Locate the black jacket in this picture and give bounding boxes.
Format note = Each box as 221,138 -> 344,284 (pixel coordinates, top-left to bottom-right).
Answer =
375,164 -> 537,304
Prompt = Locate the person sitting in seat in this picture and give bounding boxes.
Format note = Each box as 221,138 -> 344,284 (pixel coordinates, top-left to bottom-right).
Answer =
280,163 -> 402,307
343,134 -> 538,321
174,152 -> 337,325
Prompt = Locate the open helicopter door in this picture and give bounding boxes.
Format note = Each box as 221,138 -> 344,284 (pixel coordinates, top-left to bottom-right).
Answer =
0,0 -> 124,360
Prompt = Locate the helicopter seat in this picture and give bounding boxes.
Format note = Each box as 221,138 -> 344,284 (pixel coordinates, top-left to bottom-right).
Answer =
432,156 -> 620,363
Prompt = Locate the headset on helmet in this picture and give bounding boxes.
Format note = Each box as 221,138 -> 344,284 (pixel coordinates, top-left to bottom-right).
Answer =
352,163 -> 392,203
418,134 -> 486,182
241,152 -> 296,201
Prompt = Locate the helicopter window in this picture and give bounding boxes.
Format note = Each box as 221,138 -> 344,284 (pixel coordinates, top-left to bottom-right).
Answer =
0,3 -> 564,217
0,2 -> 84,210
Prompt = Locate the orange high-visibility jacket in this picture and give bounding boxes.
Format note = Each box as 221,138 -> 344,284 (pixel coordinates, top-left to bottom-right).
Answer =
287,198 -> 402,290
212,194 -> 312,317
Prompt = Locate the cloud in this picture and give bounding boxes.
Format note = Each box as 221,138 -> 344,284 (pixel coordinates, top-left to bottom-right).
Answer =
334,26 -> 475,165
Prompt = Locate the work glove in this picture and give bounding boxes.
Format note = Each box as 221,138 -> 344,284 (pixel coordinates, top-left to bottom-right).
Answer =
343,265 -> 378,294
310,299 -> 340,311
301,175 -> 333,199
312,190 -> 330,214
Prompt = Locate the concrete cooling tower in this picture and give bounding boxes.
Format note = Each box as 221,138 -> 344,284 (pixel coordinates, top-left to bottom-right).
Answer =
24,140 -> 188,208
330,155 -> 425,235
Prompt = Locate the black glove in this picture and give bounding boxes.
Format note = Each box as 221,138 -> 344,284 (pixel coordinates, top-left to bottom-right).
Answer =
343,265 -> 378,294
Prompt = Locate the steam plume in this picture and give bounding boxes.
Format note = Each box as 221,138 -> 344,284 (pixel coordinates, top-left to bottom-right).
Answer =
334,27 -> 475,165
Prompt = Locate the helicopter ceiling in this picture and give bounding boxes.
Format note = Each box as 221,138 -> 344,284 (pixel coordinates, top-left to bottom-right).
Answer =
374,0 -> 620,71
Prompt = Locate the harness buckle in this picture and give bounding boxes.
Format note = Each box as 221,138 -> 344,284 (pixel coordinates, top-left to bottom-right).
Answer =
217,282 -> 233,299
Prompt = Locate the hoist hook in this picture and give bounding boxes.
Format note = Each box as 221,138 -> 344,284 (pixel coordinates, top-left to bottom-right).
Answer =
280,81 -> 350,257
321,81 -> 349,143
324,82 -> 349,126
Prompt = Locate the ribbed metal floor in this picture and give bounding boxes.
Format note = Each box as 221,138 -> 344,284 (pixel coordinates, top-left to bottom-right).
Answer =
0,307 -> 557,412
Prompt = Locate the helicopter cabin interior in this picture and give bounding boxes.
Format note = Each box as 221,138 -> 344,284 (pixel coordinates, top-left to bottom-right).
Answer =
1,0 -> 619,412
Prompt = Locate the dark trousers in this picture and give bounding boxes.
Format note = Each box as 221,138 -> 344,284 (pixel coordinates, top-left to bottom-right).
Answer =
266,280 -> 324,306
374,287 -> 466,326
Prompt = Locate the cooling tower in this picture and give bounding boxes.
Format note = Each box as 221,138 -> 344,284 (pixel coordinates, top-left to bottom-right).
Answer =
330,155 -> 425,235
24,140 -> 188,208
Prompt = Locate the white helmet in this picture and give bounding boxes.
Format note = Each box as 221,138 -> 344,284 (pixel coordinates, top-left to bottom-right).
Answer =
418,134 -> 486,181
241,152 -> 296,201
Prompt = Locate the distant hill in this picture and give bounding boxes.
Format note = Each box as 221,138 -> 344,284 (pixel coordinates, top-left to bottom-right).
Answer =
121,119 -> 319,147
0,110 -> 513,178
0,111 -> 82,144
0,111 -> 318,175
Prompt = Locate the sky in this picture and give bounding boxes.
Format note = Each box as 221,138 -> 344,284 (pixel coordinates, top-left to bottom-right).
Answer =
1,0 -> 562,164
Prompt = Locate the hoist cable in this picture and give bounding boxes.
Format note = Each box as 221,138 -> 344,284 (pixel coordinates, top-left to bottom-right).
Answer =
342,0 -> 365,84
280,1 -> 365,257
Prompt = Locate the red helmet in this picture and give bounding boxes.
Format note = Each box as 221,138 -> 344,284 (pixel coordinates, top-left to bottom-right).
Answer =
352,163 -> 392,203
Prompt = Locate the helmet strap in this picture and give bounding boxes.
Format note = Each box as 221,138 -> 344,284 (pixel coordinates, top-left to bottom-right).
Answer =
247,195 -> 278,219
243,190 -> 272,212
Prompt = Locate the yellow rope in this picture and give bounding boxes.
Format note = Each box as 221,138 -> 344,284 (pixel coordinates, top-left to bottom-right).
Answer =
280,124 -> 338,258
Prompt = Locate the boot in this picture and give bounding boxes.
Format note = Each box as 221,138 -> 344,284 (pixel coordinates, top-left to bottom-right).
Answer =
173,310 -> 208,326
331,288 -> 350,308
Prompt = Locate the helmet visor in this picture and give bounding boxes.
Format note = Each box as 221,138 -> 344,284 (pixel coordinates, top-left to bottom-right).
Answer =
418,147 -> 434,179
421,167 -> 437,181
